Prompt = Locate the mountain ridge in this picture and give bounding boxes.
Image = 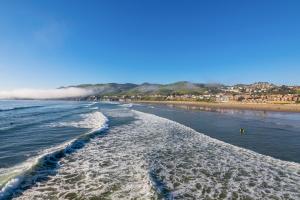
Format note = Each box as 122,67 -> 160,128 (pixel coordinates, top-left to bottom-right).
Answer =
62,81 -> 292,97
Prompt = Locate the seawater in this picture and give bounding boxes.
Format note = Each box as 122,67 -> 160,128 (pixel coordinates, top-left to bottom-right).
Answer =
133,103 -> 300,163
0,100 -> 299,199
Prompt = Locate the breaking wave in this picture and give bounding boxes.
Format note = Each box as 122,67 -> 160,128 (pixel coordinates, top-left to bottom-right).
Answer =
47,111 -> 108,130
0,111 -> 108,200
120,103 -> 133,108
14,109 -> 300,199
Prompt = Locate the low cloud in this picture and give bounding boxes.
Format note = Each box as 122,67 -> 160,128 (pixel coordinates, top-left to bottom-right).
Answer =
0,87 -> 95,99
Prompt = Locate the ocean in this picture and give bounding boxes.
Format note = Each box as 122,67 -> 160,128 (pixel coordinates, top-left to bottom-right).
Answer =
0,100 -> 299,199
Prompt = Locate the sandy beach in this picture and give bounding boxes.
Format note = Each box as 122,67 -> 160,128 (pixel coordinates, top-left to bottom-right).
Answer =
134,100 -> 300,113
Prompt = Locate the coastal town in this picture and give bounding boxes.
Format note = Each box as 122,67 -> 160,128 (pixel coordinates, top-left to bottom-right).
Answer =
85,82 -> 300,104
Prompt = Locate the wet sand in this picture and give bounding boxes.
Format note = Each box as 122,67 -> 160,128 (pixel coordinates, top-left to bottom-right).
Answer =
134,100 -> 300,113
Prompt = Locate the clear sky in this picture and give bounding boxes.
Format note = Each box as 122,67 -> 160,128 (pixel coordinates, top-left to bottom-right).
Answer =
0,0 -> 300,89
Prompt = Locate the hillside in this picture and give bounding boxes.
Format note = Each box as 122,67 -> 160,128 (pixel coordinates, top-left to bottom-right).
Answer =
67,81 -> 224,97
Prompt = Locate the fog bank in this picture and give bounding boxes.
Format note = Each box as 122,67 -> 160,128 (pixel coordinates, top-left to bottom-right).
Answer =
0,87 -> 95,99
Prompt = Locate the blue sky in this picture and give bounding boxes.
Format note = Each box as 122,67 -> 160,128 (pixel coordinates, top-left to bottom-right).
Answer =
0,0 -> 300,89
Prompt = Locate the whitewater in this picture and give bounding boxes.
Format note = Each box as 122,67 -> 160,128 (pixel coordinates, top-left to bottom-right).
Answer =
0,101 -> 108,199
0,101 -> 299,199
14,108 -> 300,199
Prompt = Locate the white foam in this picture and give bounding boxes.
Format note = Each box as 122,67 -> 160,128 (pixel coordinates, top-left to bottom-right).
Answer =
120,103 -> 133,108
103,108 -> 136,118
48,111 -> 108,131
132,110 -> 300,199
0,111 -> 108,200
15,109 -> 300,199
101,101 -> 120,105
0,155 -> 43,199
0,178 -> 23,199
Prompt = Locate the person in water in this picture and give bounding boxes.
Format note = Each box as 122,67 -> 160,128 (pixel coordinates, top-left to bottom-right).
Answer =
240,128 -> 245,134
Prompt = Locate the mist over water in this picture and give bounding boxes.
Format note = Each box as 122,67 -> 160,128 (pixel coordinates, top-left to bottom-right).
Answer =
0,87 -> 94,99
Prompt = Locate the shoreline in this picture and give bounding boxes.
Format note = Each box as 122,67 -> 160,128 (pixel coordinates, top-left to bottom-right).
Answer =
133,100 -> 300,113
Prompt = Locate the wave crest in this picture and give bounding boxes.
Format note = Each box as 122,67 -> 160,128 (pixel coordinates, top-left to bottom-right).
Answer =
0,111 -> 108,200
48,111 -> 108,130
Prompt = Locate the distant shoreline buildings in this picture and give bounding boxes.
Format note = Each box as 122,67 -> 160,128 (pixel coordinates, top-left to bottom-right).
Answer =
82,82 -> 300,104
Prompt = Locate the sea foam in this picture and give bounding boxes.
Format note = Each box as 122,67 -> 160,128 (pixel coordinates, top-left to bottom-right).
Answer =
48,111 -> 108,130
15,109 -> 300,199
0,111 -> 108,200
